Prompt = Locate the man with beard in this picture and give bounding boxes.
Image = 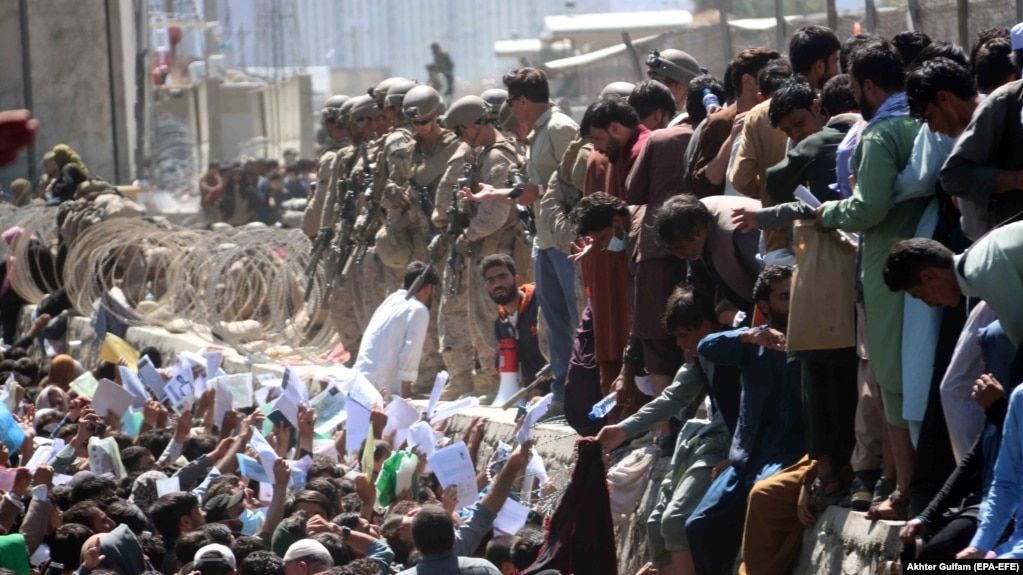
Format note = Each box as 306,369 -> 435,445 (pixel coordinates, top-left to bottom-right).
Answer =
815,39 -> 926,521
480,254 -> 545,400
685,266 -> 805,575
353,261 -> 438,398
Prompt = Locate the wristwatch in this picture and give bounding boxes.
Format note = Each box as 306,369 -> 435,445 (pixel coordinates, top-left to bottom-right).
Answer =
341,525 -> 352,541
508,186 -> 524,200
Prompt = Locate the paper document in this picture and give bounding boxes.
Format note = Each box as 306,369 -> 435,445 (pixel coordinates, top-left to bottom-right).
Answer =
406,421 -> 436,460
100,333 -> 140,371
69,371 -> 99,400
426,371 -> 449,418
429,397 -> 480,425
383,397 -> 421,447
91,378 -> 135,419
25,443 -> 54,473
237,453 -> 273,484
156,476 -> 181,497
164,363 -> 196,410
312,439 -> 339,462
428,441 -> 479,510
88,436 -> 126,478
214,373 -> 254,428
517,393 -> 553,446
494,499 -> 530,536
137,356 -> 166,401
206,350 -> 223,379
345,399 -> 371,453
118,366 -> 149,409
0,401 -> 25,452
310,382 -> 347,434
280,365 -> 310,404
248,426 -> 279,481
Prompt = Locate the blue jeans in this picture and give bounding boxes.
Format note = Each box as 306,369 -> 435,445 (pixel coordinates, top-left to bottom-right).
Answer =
685,461 -> 786,575
534,247 -> 578,403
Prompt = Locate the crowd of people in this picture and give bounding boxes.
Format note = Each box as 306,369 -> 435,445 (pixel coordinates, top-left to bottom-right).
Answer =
197,154 -> 315,227
0,16 -> 1022,575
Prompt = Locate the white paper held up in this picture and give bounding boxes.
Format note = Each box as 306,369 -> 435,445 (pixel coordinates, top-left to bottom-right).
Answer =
517,393 -> 553,446
428,441 -> 479,510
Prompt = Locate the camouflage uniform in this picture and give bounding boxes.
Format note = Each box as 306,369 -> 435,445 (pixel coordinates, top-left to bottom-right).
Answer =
323,142 -> 366,357
348,134 -> 397,330
463,139 -> 522,397
379,128 -> 462,392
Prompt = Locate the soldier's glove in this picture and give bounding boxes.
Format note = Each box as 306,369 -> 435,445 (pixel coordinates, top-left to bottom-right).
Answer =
428,235 -> 444,259
454,233 -> 471,257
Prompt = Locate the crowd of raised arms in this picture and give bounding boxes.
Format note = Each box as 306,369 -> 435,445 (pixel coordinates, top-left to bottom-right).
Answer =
0,21 -> 1021,575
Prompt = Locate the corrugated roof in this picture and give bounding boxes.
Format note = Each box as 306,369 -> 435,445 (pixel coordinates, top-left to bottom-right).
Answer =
541,10 -> 693,40
543,34 -> 662,72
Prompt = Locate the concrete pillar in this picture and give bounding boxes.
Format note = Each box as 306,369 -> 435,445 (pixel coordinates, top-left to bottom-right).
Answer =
0,1 -> 30,190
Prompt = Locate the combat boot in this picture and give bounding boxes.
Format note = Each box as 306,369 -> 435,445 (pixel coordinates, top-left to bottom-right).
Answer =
474,371 -> 500,405
439,371 -> 474,401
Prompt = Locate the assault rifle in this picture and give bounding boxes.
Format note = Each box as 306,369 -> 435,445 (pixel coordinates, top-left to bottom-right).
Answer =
444,164 -> 472,297
342,172 -> 384,278
323,178 -> 359,292
508,169 -> 537,245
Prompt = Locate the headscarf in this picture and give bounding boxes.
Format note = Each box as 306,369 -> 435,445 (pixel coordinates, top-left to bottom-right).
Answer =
35,385 -> 68,412
47,354 -> 77,389
51,144 -> 89,177
8,180 -> 31,206
523,439 -> 617,575
130,470 -> 168,512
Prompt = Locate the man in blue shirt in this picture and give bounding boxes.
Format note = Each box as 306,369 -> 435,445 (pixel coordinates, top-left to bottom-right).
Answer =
685,266 -> 805,575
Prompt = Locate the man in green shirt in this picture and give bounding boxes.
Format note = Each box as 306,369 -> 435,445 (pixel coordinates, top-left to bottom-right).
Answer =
813,40 -> 927,520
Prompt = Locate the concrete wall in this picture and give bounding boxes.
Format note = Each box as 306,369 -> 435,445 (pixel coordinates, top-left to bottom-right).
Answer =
0,0 -> 137,191
252,74 -> 315,160
220,83 -> 260,161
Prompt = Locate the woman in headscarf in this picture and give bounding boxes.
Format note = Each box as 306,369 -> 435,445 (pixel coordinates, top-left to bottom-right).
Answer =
35,385 -> 69,412
47,144 -> 89,204
46,354 -> 77,389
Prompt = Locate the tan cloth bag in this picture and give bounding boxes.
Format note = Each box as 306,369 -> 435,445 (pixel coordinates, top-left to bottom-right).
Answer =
787,221 -> 857,351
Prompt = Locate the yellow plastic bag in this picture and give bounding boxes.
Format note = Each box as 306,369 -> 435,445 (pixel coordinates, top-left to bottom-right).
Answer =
787,221 -> 857,351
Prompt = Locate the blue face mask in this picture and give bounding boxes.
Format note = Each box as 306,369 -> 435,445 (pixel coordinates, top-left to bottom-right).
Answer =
239,508 -> 264,536
606,225 -> 626,252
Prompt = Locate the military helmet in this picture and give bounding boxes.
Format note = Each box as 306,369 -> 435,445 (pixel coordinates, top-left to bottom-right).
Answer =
321,94 -> 350,123
646,48 -> 703,86
480,88 -> 508,121
403,85 -> 443,122
385,79 -> 419,111
444,96 -> 490,131
599,82 -> 635,99
498,101 -> 519,133
348,94 -> 382,123
372,77 -> 406,104
338,97 -> 358,123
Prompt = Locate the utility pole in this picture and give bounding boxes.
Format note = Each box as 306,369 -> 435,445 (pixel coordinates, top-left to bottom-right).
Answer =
774,0 -> 786,54
864,0 -> 877,32
956,0 -> 968,48
827,0 -> 837,33
719,4 -> 732,77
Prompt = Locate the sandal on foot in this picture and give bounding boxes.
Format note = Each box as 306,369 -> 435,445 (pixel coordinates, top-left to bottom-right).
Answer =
865,490 -> 910,521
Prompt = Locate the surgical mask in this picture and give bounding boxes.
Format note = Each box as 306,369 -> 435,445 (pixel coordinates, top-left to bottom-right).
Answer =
607,225 -> 626,252
239,508 -> 264,536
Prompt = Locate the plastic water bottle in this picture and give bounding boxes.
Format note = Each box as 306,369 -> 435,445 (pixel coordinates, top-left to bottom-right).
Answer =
589,391 -> 618,420
702,88 -> 720,112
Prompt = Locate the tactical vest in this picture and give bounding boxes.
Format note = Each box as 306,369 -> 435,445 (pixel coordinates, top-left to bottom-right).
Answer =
408,129 -> 461,191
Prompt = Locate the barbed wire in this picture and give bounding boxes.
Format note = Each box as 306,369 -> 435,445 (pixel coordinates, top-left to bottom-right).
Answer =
1,205 -> 61,305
